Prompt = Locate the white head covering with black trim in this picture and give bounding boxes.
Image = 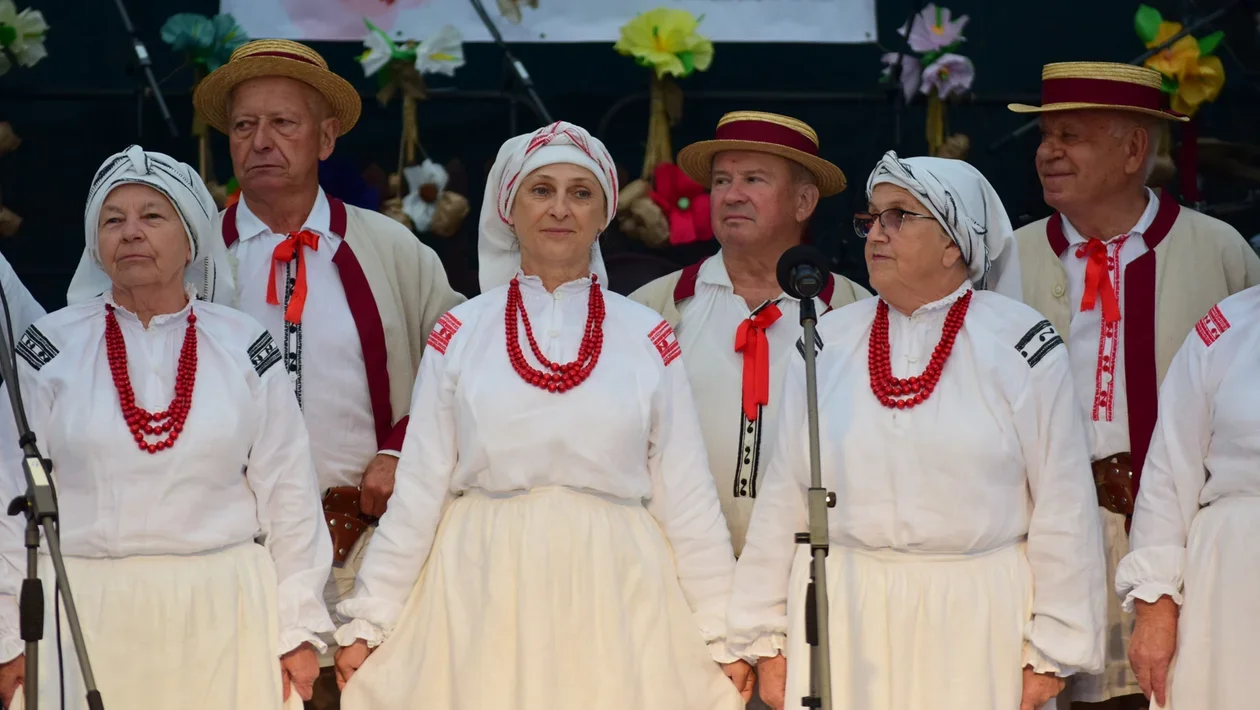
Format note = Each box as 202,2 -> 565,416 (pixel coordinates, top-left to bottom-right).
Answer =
67,145 -> 236,305
866,150 -> 1013,287
478,121 -> 618,292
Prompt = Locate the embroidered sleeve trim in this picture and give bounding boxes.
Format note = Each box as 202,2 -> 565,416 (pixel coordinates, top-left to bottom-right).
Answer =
1194,305 -> 1230,347
248,331 -> 282,377
649,320 -> 681,366
1016,319 -> 1063,368
426,312 -> 463,355
16,326 -> 58,372
795,331 -> 824,360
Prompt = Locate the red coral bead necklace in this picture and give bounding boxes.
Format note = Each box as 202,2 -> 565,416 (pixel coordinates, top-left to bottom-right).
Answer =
868,290 -> 971,410
505,275 -> 605,393
105,303 -> 198,454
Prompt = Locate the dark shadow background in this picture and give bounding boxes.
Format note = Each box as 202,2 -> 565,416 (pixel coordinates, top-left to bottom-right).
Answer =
1,0 -> 1258,307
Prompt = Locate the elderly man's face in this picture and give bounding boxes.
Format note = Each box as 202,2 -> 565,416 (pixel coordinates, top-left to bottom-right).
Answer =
97,183 -> 191,292
709,151 -> 817,249
863,183 -> 961,302
228,76 -> 339,196
1035,111 -> 1150,213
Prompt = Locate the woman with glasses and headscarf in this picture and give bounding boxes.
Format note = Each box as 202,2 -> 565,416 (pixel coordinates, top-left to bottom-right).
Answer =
0,147 -> 333,710
728,151 -> 1107,710
332,122 -> 748,710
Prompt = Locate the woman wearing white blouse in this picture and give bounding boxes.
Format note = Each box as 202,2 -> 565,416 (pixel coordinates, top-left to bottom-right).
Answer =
332,121 -> 749,710
1119,285 -> 1260,709
0,147 -> 333,710
729,151 -> 1107,710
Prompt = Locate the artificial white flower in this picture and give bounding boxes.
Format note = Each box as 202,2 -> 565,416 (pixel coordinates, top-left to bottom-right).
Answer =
0,1 -> 48,68
415,25 -> 465,77
401,160 -> 450,233
358,21 -> 394,77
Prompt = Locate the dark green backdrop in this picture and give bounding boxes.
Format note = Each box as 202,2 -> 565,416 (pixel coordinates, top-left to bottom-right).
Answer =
2,0 -> 1257,307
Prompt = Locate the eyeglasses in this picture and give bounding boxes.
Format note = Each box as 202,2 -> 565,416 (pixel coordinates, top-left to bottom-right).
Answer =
853,208 -> 935,239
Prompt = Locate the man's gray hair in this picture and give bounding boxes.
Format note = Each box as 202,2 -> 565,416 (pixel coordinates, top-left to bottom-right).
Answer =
1108,113 -> 1160,182
790,161 -> 817,186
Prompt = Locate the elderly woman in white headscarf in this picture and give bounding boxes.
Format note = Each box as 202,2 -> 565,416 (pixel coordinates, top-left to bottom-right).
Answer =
332,121 -> 749,710
0,146 -> 333,710
729,151 -> 1107,710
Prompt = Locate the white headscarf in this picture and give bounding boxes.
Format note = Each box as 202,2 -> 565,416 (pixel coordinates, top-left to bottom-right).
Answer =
866,150 -> 1013,287
478,121 -> 618,292
67,145 -> 236,305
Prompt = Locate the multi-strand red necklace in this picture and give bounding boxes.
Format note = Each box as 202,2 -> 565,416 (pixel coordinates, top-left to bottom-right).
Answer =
505,275 -> 605,393
105,304 -> 198,454
868,290 -> 971,410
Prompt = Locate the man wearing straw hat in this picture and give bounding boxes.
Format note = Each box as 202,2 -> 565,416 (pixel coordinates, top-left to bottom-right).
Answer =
193,39 -> 465,710
631,111 -> 870,559
993,61 -> 1260,710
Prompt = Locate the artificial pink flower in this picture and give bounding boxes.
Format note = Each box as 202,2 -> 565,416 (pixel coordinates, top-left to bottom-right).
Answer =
898,4 -> 969,53
882,52 -> 923,103
650,163 -> 712,246
920,53 -> 975,100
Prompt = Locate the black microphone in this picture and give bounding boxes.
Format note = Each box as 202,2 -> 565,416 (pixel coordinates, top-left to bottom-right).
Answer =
777,244 -> 829,301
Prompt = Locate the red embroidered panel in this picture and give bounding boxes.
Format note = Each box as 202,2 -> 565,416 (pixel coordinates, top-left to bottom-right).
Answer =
426,312 -> 462,355
649,320 -> 681,366
1195,305 -> 1230,347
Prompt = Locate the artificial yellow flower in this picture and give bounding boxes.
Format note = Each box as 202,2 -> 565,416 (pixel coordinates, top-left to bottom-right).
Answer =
1172,54 -> 1225,116
1143,21 -> 1198,79
615,8 -> 713,79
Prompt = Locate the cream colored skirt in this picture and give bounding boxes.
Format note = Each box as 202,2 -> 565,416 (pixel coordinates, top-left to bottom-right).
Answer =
783,543 -> 1052,710
340,487 -> 742,710
12,542 -> 300,710
1152,496 -> 1260,710
1067,507 -> 1141,703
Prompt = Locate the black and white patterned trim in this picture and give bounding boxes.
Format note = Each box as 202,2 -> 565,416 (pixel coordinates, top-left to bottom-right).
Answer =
733,409 -> 766,499
281,261 -> 304,408
15,325 -> 58,371
248,331 -> 282,377
1015,319 -> 1063,368
795,330 -> 824,360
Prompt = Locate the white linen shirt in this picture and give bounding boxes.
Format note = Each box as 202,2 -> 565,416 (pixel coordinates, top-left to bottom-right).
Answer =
729,283 -> 1107,674
0,294 -> 334,661
1116,285 -> 1260,609
335,275 -> 739,661
1060,189 -> 1159,460
676,252 -> 829,556
230,190 -> 384,491
0,251 -> 44,345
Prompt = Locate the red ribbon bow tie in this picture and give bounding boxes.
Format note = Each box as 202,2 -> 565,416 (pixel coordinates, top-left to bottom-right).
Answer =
1075,238 -> 1121,324
734,303 -> 783,421
267,229 -> 320,324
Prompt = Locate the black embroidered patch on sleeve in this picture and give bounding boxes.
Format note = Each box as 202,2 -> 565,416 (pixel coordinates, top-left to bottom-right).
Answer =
248,331 -> 282,376
16,326 -> 58,371
1015,319 -> 1063,368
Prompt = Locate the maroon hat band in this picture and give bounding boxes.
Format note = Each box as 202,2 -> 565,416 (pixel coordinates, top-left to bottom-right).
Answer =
1041,77 -> 1167,112
714,120 -> 820,156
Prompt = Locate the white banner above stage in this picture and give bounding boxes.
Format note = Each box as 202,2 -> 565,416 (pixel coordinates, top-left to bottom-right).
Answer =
219,0 -> 877,44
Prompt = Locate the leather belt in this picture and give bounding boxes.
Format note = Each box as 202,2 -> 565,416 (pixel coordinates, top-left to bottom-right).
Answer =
1093,452 -> 1135,518
322,486 -> 377,567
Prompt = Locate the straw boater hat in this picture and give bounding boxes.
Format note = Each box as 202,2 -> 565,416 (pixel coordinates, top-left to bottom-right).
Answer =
1008,61 -> 1188,122
677,111 -> 847,196
193,39 -> 362,136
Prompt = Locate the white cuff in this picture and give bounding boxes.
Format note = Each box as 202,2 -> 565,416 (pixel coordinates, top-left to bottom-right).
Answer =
279,629 -> 328,656
732,632 -> 787,664
1022,641 -> 1066,677
376,449 -> 402,459
707,639 -> 740,664
334,618 -> 386,649
1122,583 -> 1183,614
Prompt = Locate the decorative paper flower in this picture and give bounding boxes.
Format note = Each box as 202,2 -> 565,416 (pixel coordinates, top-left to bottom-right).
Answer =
160,13 -> 247,71
1136,4 -> 1226,117
414,25 -> 465,77
0,0 -> 49,74
898,4 -> 968,53
649,163 -> 712,246
615,8 -> 713,79
497,0 -> 539,25
359,19 -> 416,77
881,52 -> 922,102
401,160 -> 449,233
920,53 -> 974,100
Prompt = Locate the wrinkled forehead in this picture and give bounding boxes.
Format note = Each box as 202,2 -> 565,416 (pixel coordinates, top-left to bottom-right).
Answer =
100,182 -> 173,213
228,75 -> 327,116
866,182 -> 928,212
711,150 -> 793,175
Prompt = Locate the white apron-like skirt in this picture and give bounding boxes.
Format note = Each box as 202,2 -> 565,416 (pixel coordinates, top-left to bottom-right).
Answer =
1154,496 -> 1260,710
1066,507 -> 1140,703
12,542 -> 300,710
784,542 -> 1054,710
340,486 -> 743,710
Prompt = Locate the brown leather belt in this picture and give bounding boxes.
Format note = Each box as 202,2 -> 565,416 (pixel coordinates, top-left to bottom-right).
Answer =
322,486 -> 377,567
1093,452 -> 1135,518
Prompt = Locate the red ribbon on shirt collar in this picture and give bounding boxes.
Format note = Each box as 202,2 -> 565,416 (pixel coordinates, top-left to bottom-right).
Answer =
1075,238 -> 1121,324
267,230 -> 320,324
734,303 -> 783,421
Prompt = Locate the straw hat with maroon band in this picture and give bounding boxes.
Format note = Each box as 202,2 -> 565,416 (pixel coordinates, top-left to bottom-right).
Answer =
1008,61 -> 1189,122
193,39 -> 362,136
677,111 -> 848,196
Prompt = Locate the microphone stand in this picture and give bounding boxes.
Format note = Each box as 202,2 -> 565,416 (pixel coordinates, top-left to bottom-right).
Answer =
467,0 -> 554,125
793,295 -> 835,710
0,291 -> 104,710
111,0 -> 179,138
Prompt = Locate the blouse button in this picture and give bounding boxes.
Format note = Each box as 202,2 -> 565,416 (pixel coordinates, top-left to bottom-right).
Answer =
1052,284 -> 1066,298
548,330 -> 559,337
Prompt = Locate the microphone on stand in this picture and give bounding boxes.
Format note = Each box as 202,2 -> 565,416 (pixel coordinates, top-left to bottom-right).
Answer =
776,245 -> 835,710
0,287 -> 105,710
